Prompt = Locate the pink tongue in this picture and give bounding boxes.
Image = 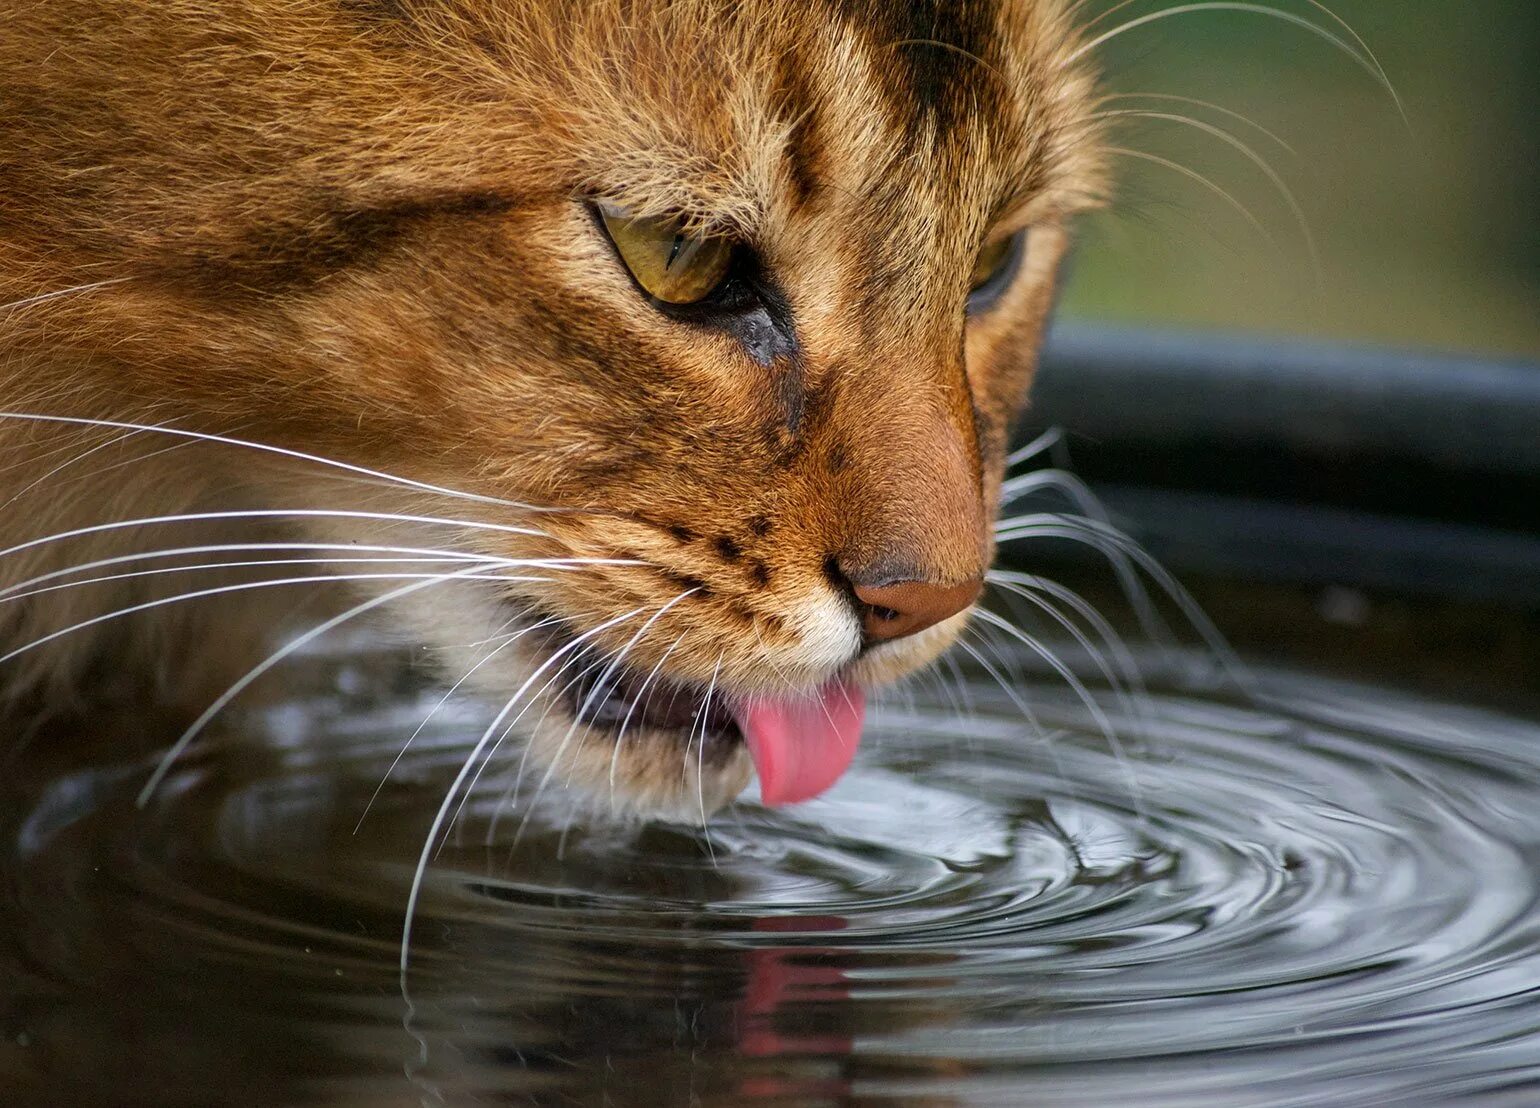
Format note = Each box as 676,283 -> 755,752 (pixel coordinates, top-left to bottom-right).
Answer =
734,683 -> 866,806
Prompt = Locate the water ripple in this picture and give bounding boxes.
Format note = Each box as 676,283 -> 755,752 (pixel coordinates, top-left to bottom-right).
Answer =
2,649 -> 1539,1106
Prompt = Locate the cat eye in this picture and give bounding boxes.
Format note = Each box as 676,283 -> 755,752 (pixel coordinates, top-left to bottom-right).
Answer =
596,204 -> 735,305
967,230 -> 1026,315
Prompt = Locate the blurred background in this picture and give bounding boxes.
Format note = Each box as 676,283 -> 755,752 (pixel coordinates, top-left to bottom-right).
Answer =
1060,0 -> 1539,359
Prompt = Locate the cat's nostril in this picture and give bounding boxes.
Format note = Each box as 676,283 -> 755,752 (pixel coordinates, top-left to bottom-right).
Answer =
850,577 -> 982,643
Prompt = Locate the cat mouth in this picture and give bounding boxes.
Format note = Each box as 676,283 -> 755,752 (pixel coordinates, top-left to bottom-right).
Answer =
528,619 -> 867,807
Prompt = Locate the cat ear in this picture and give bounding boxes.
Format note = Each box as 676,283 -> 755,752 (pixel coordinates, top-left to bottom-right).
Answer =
595,203 -> 734,306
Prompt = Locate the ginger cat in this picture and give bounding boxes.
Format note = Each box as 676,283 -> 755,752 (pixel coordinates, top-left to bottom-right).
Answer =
0,0 -> 1106,819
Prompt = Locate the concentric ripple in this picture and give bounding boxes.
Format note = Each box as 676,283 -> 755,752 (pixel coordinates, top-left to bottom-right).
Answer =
3,644 -> 1540,1107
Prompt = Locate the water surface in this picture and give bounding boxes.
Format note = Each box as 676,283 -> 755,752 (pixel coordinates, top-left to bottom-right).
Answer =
3,640 -> 1539,1106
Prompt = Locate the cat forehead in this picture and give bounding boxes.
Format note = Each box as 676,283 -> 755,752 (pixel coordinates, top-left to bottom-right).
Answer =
403,0 -> 1097,232
582,0 -> 1079,224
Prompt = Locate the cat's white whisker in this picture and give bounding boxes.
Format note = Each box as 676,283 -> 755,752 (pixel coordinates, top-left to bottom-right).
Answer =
0,507 -> 574,565
400,604 -> 650,991
971,605 -> 1145,818
473,640 -> 626,845
506,591 -> 696,839
0,424 -> 160,508
0,411 -> 564,514
998,471 -> 1174,644
995,511 -> 1250,686
0,278 -> 131,316
1005,426 -> 1065,470
1095,107 -> 1320,280
1100,92 -> 1299,156
0,541 -> 543,604
1069,1 -> 1404,126
1105,146 -> 1275,247
137,562 -> 520,805
988,570 -> 1150,715
694,653 -> 725,867
0,572 -> 551,669
608,631 -> 688,803
355,612 -> 564,836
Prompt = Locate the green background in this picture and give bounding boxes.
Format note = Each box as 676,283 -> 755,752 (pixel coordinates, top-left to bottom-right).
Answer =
1060,1 -> 1540,359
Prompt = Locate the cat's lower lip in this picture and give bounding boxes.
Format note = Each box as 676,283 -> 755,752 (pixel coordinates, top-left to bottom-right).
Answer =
565,650 -> 742,748
531,618 -> 743,751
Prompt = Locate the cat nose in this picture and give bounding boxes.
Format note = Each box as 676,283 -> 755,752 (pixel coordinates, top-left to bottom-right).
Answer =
848,576 -> 983,643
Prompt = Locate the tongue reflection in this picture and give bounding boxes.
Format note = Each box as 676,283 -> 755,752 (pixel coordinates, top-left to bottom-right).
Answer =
733,683 -> 866,806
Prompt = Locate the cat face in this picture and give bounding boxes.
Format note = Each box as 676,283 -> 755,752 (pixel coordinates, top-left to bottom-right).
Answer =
0,0 -> 1106,818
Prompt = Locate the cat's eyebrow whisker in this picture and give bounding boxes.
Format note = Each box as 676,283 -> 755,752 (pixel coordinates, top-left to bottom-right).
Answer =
1105,146 -> 1276,248
1095,107 -> 1320,281
1100,92 -> 1299,156
0,411 -> 567,514
137,563 -> 527,805
1068,1 -> 1407,131
401,604 -> 651,990
0,277 -> 131,316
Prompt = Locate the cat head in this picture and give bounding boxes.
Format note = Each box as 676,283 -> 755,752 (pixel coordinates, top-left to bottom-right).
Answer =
0,0 -> 1107,818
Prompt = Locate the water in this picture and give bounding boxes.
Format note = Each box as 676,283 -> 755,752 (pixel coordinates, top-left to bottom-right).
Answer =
3,639 -> 1540,1106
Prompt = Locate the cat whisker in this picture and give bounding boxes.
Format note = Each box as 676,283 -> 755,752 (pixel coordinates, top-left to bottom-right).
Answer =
1100,92 -> 1299,156
1005,426 -> 1066,471
0,571 -> 553,670
1095,107 -> 1320,281
987,569 -> 1151,722
999,469 -> 1174,647
608,632 -> 688,804
971,606 -> 1146,819
0,507 -> 586,566
0,541 -> 594,604
0,278 -> 131,316
504,591 -> 695,844
694,653 -> 725,867
1105,146 -> 1275,248
994,510 -> 1251,688
1069,1 -> 1407,130
473,643 -> 618,847
887,38 -> 1004,81
138,562 -> 526,805
950,635 -> 1064,785
355,612 -> 563,836
0,423 -> 165,508
400,604 -> 651,991
0,411 -> 570,515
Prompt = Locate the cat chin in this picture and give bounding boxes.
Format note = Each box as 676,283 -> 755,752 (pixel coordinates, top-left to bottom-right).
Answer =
844,610 -> 976,688
524,709 -> 755,824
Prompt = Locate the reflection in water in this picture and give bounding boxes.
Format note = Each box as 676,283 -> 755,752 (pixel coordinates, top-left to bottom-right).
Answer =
2,642 -> 1540,1106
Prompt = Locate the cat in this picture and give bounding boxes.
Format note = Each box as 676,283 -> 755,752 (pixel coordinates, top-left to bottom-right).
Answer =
0,0 -> 1107,821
